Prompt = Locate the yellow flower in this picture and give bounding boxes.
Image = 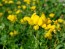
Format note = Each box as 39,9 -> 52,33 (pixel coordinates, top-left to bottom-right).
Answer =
47,19 -> 52,24
48,29 -> 53,33
9,30 -> 18,36
20,19 -> 25,24
49,13 -> 55,18
31,12 -> 36,18
16,1 -> 21,5
33,0 -> 36,1
27,19 -> 33,25
13,30 -> 18,35
45,25 -> 56,33
18,6 -> 21,9
8,1 -> 14,4
31,13 -> 39,25
42,24 -> 46,29
23,16 -> 33,25
46,25 -> 56,33
23,16 -> 30,21
22,5 -> 26,10
9,32 -> 14,36
33,25 -> 39,30
58,18 -> 64,23
44,31 -> 52,39
38,17 -> 43,26
53,20 -> 58,24
0,12 -> 3,17
16,10 -> 22,14
7,15 -> 17,22
41,13 -> 46,22
3,1 -> 8,4
63,21 -> 65,24
47,20 -> 52,24
0,3 -> 3,6
53,30 -> 56,34
45,24 -> 51,30
56,24 -> 61,31
24,0 -> 30,4
51,25 -> 56,30
30,6 -> 36,10
58,28 -> 61,31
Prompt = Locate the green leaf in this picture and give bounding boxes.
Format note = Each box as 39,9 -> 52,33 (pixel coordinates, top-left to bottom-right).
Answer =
20,46 -> 23,49
55,44 -> 64,49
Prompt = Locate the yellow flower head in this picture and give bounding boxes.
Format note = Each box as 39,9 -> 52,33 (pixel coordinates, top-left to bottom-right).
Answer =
16,10 -> 22,14
63,21 -> 65,24
42,24 -> 46,29
9,30 -> 18,36
45,24 -> 52,30
47,20 -> 52,24
22,5 -> 26,10
41,13 -> 46,22
16,1 -> 21,5
9,31 -> 14,36
58,18 -> 64,23
44,31 -> 52,39
0,3 -> 3,6
8,0 -> 14,4
31,13 -> 39,25
49,13 -> 55,18
18,6 -> 21,9
27,19 -> 33,25
38,17 -> 43,26
53,20 -> 58,24
24,0 -> 30,4
47,18 -> 52,24
3,0 -> 8,4
51,25 -> 56,30
7,15 -> 17,22
20,19 -> 25,24
56,24 -> 61,31
13,30 -> 18,35
30,6 -> 36,10
0,12 -> 3,17
33,25 -> 39,30
23,16 -> 30,22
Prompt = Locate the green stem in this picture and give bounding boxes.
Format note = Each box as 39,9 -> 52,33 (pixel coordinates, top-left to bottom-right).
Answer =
3,46 -> 5,49
3,45 -> 7,49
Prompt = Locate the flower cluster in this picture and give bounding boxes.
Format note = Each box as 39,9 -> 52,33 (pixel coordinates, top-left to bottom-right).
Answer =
20,13 -> 64,39
9,30 -> 18,36
7,14 -> 17,22
0,0 -> 65,49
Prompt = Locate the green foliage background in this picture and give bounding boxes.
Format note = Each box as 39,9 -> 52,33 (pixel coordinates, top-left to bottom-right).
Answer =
0,0 -> 65,49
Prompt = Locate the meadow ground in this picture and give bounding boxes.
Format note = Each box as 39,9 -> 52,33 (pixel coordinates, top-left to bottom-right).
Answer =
0,0 -> 65,49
